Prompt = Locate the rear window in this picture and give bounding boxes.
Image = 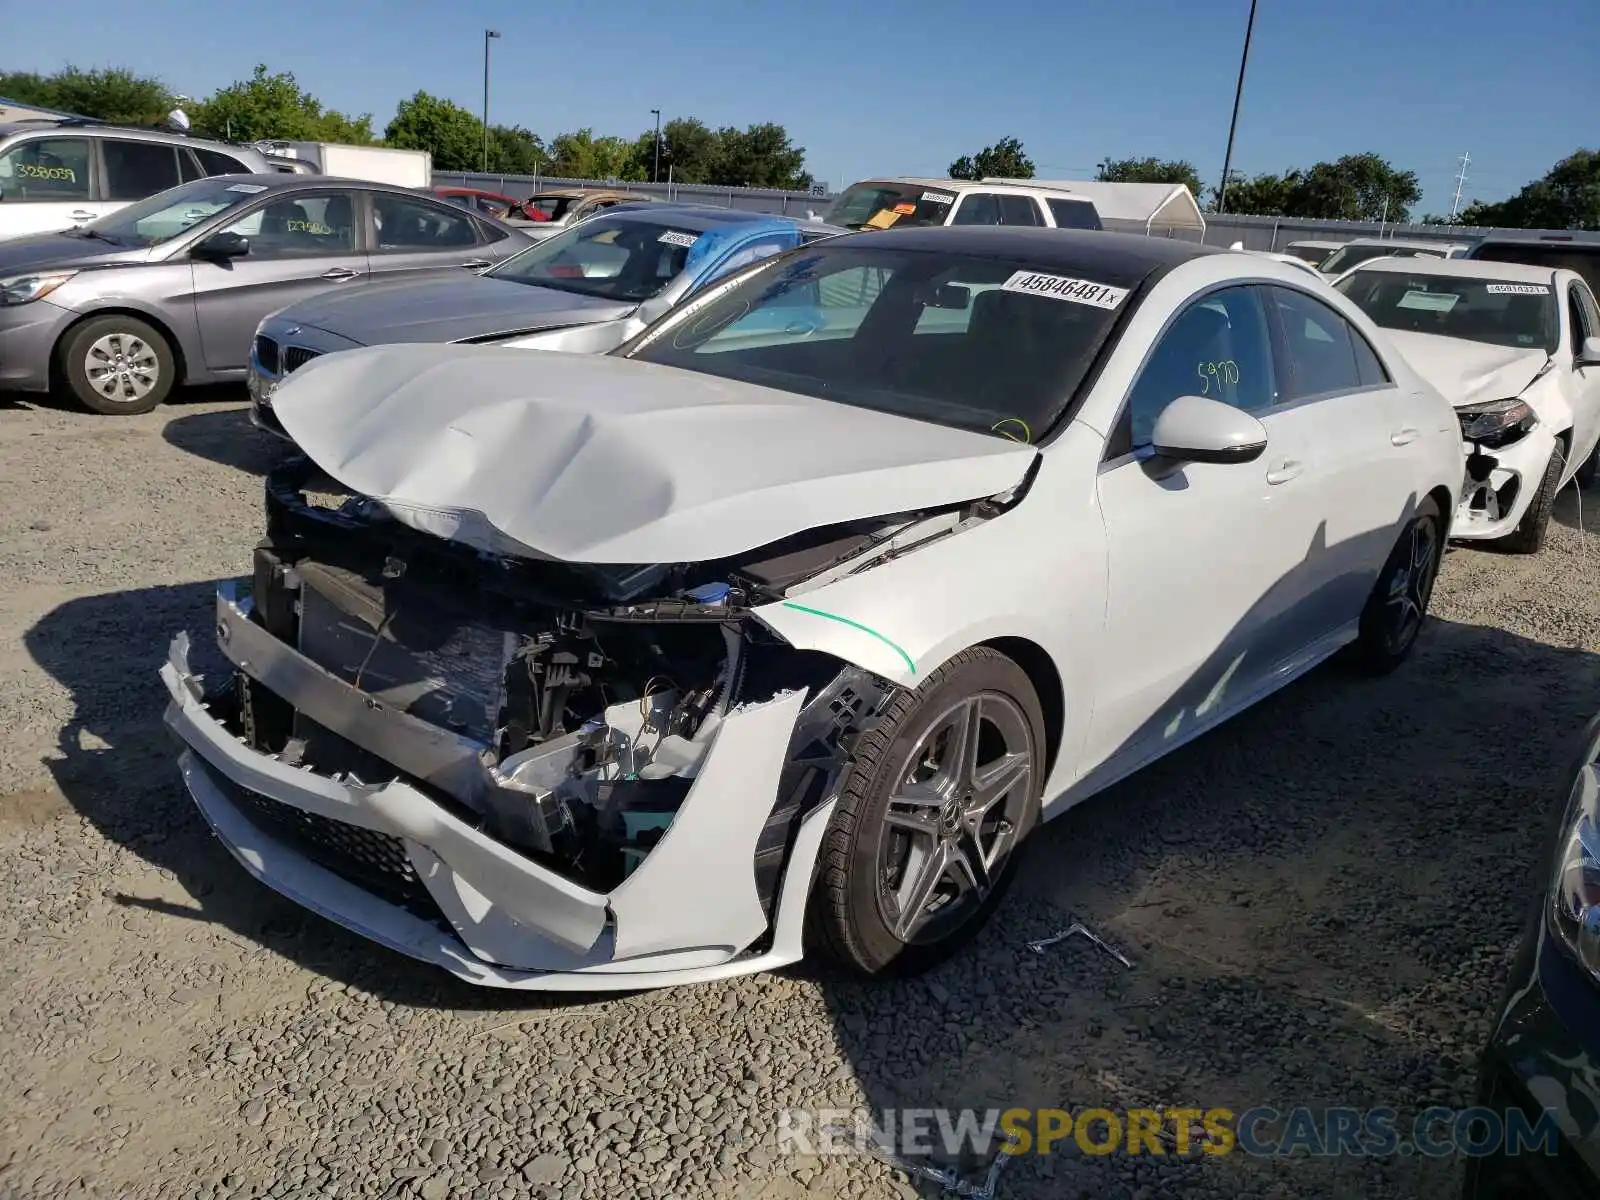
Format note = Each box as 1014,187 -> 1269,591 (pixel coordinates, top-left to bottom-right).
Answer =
1335,270 -> 1559,353
1318,243 -> 1446,275
823,182 -> 956,231
1469,242 -> 1600,301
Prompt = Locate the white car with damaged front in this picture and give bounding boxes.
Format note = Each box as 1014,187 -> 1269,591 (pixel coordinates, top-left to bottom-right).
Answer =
1335,258 -> 1600,552
160,228 -> 1463,991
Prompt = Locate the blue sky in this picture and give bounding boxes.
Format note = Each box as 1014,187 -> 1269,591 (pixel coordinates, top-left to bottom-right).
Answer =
11,0 -> 1597,214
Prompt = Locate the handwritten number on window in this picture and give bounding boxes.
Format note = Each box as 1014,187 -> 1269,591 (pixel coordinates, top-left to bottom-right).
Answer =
1196,360 -> 1240,395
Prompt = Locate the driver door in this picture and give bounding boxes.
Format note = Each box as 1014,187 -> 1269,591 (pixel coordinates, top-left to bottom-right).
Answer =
1566,283 -> 1600,471
190,189 -> 366,372
1084,285 -> 1325,780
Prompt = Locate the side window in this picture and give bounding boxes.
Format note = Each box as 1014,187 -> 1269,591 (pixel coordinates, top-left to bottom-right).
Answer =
178,150 -> 204,183
950,193 -> 1001,226
103,140 -> 182,201
194,147 -> 250,177
440,194 -> 471,209
699,237 -> 792,288
1048,198 -> 1100,230
1124,286 -> 1277,449
1577,284 -> 1600,349
0,137 -> 92,201
996,195 -> 1043,226
221,192 -> 358,256
477,219 -> 509,244
372,194 -> 481,250
1267,286 -> 1372,399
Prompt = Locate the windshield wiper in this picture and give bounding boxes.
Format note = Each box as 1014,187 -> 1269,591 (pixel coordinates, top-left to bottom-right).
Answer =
72,228 -> 121,245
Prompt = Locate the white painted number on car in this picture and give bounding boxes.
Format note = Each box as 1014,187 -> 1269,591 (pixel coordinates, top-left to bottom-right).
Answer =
1485,283 -> 1550,295
921,192 -> 955,205
658,230 -> 699,248
1000,271 -> 1129,309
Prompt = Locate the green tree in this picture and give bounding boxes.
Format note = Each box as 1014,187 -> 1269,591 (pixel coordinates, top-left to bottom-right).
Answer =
1458,149 -> 1600,230
1097,156 -> 1202,196
949,137 -> 1034,181
711,122 -> 809,189
1209,169 -> 1301,215
1283,153 -> 1421,222
384,91 -> 483,170
192,66 -> 373,144
634,117 -> 719,184
0,66 -> 173,124
547,128 -> 636,180
488,124 -> 547,175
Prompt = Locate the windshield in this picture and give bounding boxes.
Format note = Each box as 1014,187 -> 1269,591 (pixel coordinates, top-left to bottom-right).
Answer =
822,183 -> 956,231
77,177 -> 268,248
1319,243 -> 1444,275
625,243 -> 1136,442
1335,271 -> 1559,352
485,215 -> 709,302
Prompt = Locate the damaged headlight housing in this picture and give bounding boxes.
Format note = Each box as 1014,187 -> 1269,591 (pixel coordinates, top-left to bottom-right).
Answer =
1549,738 -> 1600,985
0,270 -> 77,305
1457,398 -> 1536,448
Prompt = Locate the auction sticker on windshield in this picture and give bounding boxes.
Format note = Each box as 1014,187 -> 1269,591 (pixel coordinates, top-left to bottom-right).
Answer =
921,191 -> 955,205
1485,283 -> 1550,295
1001,271 -> 1128,309
226,183 -> 268,194
1397,290 -> 1460,312
658,230 -> 699,248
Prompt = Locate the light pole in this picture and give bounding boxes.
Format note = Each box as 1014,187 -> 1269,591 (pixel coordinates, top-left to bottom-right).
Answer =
1215,0 -> 1259,215
482,29 -> 501,173
650,109 -> 662,183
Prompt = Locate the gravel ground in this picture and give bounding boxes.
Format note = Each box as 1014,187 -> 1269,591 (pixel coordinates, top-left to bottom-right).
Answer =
3,390 -> 1599,1200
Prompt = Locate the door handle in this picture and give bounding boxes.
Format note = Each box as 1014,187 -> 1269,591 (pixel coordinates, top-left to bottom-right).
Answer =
1265,459 -> 1304,485
1390,427 -> 1421,446
320,267 -> 360,281
69,210 -> 98,222
459,259 -> 492,270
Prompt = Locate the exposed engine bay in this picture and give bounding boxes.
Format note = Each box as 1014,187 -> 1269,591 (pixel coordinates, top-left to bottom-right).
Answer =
213,456 -> 1015,898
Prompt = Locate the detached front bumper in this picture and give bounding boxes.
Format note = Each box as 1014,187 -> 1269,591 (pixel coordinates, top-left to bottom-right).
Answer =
1453,428 -> 1557,542
160,586 -> 834,991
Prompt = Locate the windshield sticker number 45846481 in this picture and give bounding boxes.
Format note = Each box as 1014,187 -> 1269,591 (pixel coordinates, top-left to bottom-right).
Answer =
1001,271 -> 1129,309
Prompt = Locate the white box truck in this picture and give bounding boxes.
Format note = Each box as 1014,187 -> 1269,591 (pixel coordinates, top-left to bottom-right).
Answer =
254,142 -> 432,189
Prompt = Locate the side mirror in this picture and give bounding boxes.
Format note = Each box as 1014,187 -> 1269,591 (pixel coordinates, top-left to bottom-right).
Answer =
193,231 -> 249,261
1578,335 -> 1600,368
1150,394 -> 1267,465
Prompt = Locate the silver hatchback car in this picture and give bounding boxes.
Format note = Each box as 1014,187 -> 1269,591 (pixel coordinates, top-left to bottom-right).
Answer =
0,173 -> 533,414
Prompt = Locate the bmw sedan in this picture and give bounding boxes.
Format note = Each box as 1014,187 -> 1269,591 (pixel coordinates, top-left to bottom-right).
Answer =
246,205 -> 844,438
161,229 -> 1463,991
0,174 -> 532,414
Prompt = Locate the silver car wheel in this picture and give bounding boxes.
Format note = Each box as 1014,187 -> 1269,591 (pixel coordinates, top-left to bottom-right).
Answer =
875,692 -> 1034,945
84,332 -> 160,405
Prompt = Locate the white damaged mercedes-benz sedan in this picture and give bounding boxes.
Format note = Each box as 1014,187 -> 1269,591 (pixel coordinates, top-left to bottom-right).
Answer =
161,229 -> 1464,990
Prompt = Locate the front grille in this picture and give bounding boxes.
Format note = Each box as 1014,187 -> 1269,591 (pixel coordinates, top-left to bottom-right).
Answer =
284,346 -> 321,373
228,784 -> 448,927
254,335 -> 280,375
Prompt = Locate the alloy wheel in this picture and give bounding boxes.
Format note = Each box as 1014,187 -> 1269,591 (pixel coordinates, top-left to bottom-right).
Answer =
1382,516 -> 1439,654
875,692 -> 1035,946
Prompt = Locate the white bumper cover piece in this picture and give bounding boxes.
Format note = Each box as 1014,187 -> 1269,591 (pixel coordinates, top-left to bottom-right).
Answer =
160,602 -> 829,991
1453,428 -> 1557,541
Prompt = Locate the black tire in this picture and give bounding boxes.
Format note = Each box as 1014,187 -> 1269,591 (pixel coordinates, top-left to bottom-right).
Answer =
1576,438 -> 1599,489
1353,495 -> 1444,675
1494,441 -> 1564,554
810,646 -> 1046,977
57,314 -> 176,415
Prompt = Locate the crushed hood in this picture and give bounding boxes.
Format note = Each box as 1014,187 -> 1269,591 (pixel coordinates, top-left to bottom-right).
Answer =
270,343 -> 1038,564
276,275 -> 636,347
1384,331 -> 1551,407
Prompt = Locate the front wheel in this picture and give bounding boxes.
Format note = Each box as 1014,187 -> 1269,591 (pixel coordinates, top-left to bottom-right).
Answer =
1493,441 -> 1564,555
810,647 -> 1045,977
58,315 -> 175,415
1353,496 -> 1443,675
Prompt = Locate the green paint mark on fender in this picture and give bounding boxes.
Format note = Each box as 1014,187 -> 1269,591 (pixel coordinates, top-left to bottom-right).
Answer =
778,601 -> 917,676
